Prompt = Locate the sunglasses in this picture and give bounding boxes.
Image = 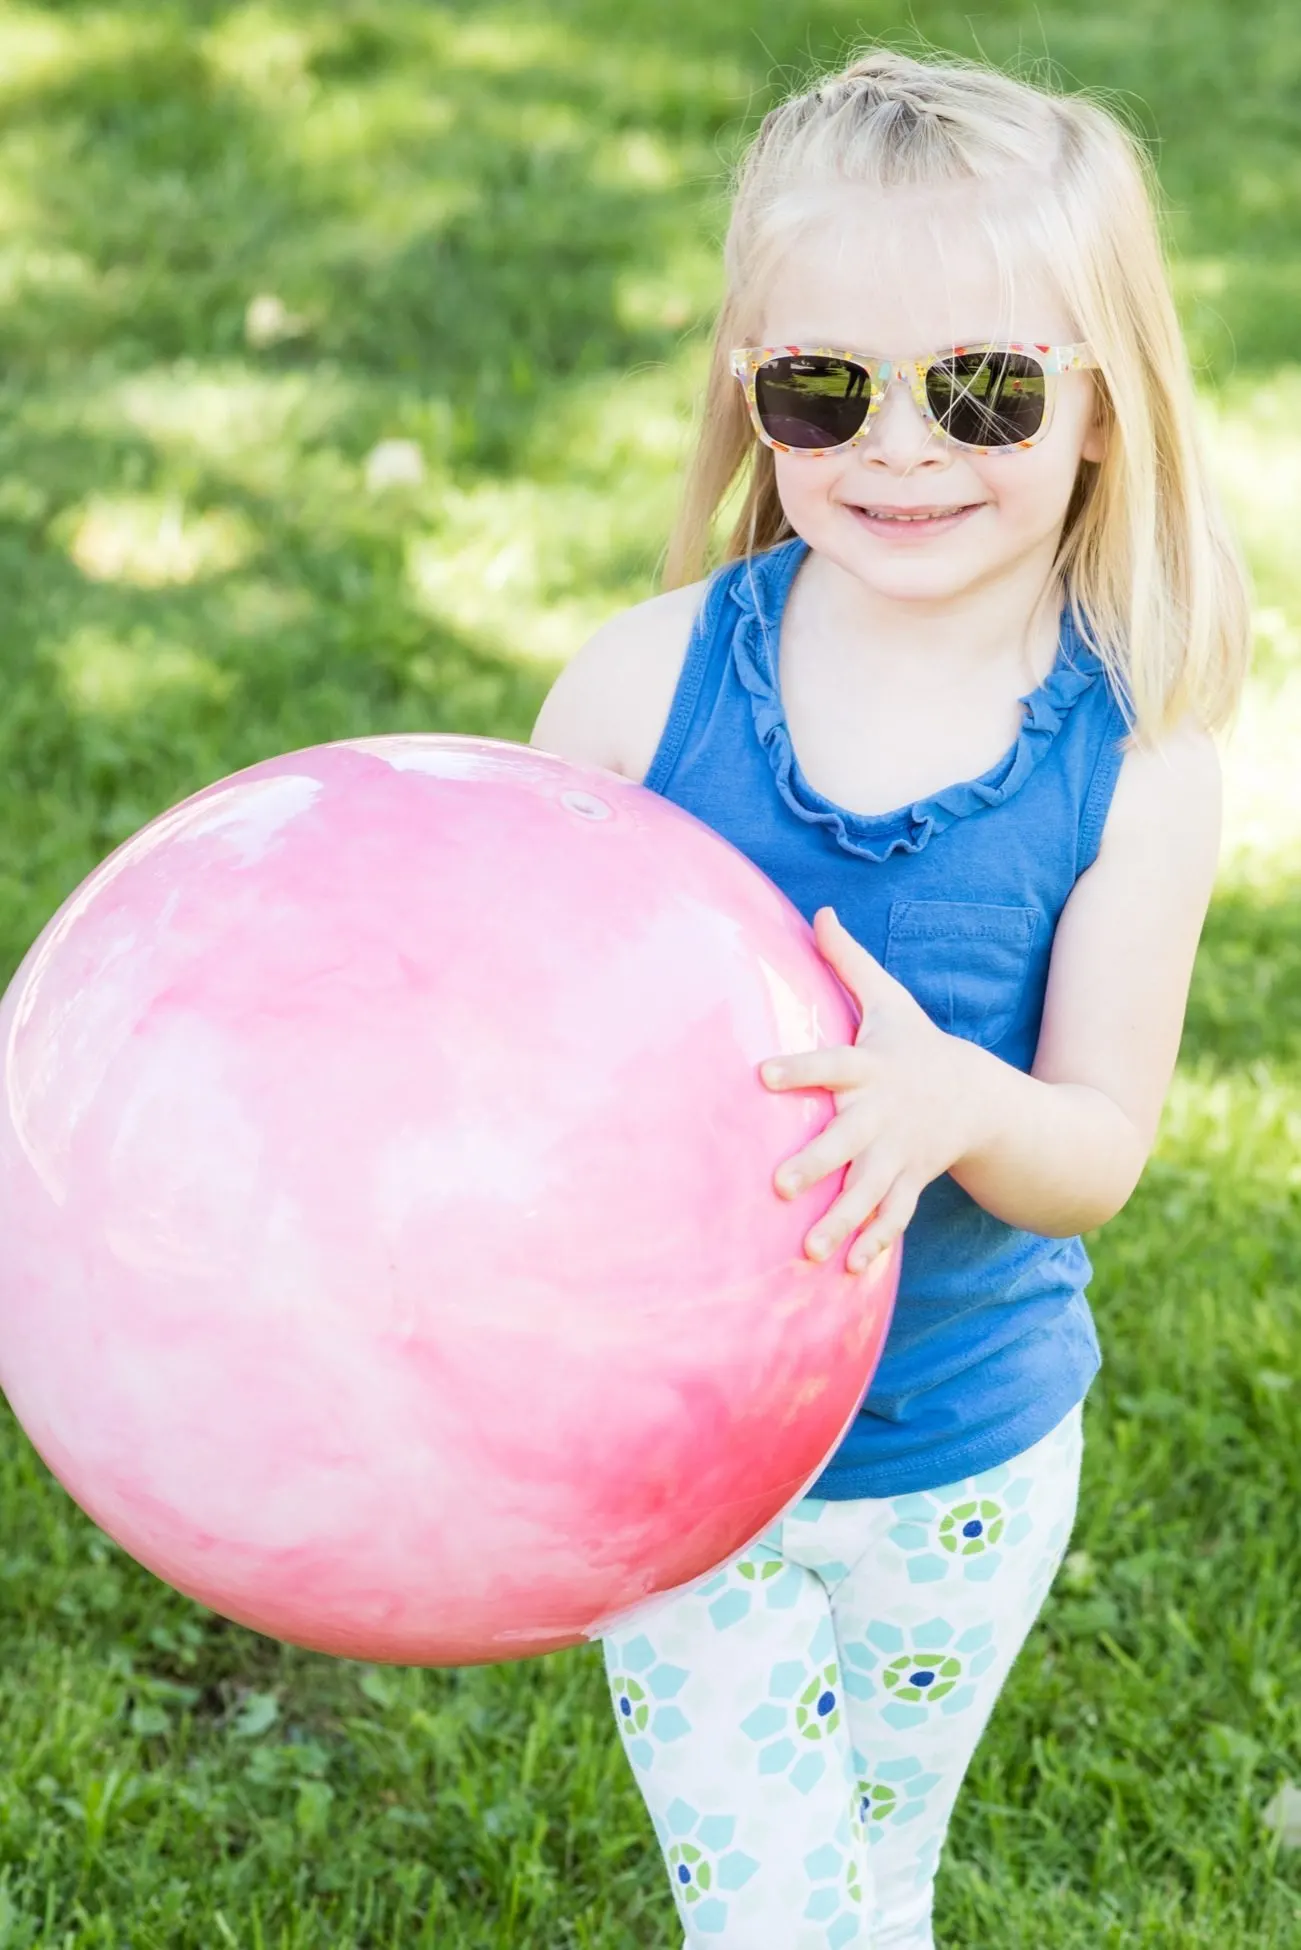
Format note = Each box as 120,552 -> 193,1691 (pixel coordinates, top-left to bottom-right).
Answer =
730,341 -> 1098,457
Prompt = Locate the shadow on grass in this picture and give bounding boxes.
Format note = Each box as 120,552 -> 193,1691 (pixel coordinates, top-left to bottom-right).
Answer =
0,0 -> 1296,962
0,14 -> 1298,1945
0,3 -> 749,983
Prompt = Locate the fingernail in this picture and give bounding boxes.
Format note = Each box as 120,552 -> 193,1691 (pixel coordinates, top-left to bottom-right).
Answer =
762,1063 -> 785,1085
778,1170 -> 802,1196
808,1234 -> 829,1259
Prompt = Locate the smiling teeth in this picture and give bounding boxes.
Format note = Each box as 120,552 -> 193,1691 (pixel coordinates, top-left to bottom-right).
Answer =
860,508 -> 962,521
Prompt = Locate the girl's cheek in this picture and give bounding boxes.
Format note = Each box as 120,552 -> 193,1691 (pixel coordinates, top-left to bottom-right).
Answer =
775,457 -> 838,507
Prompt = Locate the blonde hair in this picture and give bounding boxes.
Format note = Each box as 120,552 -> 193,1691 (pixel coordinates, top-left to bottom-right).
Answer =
664,48 -> 1251,738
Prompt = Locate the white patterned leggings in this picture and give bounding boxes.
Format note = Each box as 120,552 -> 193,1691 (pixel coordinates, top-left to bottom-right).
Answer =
601,1407 -> 1082,1949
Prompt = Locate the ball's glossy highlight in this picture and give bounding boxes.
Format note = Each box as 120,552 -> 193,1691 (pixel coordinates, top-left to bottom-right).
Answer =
0,737 -> 897,1663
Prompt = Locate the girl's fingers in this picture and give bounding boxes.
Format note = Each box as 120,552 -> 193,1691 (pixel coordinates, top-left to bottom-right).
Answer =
775,1106 -> 883,1198
760,1046 -> 870,1093
811,909 -> 902,1013
846,1175 -> 920,1272
802,1154 -> 899,1261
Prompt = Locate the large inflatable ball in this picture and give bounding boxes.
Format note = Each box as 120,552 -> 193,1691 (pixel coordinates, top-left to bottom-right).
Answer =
0,737 -> 898,1663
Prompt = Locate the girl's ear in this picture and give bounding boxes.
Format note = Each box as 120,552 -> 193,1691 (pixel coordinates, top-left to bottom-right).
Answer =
1080,388 -> 1108,465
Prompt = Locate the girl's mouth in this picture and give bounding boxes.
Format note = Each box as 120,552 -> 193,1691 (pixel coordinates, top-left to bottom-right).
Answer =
845,503 -> 982,540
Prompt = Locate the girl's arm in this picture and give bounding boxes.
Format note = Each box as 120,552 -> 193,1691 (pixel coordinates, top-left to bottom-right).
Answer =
529,582 -> 704,780
762,725 -> 1222,1267
947,722 -> 1222,1232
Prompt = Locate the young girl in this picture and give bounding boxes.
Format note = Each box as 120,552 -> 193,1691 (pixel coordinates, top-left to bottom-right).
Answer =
530,47 -> 1249,1950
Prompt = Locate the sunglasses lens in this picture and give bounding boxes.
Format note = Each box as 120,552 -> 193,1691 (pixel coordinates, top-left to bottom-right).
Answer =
752,355 -> 872,449
926,350 -> 1047,448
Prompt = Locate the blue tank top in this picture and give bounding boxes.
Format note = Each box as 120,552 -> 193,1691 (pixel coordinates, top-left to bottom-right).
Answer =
644,537 -> 1129,1498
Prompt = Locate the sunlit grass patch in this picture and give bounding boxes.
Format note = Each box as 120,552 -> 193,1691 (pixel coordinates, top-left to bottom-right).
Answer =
59,495 -> 259,589
0,6 -> 89,95
613,241 -> 721,334
436,15 -> 584,75
1204,376 -> 1301,886
53,626 -> 235,717
593,127 -> 685,190
407,482 -> 661,661
99,365 -> 356,475
406,355 -> 705,656
1220,667 -> 1301,887
200,3 -> 319,99
0,1 -> 1296,1943
1203,373 -> 1301,630
520,353 -> 705,479
0,238 -> 98,306
1159,1062 -> 1301,1183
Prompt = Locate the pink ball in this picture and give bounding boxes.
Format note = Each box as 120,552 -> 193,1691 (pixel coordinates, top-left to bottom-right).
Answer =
0,737 -> 897,1664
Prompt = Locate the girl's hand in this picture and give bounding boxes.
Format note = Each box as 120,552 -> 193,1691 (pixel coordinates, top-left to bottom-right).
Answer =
760,907 -> 980,1272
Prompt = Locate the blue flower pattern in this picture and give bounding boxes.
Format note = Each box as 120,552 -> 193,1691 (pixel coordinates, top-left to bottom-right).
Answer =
853,1754 -> 943,1843
601,1409 -> 1083,1947
885,1464 -> 1036,1585
840,1617 -> 999,1729
739,1616 -> 843,1796
656,1798 -> 761,1935
607,1632 -> 693,1772
695,1532 -> 835,1631
803,1824 -> 865,1950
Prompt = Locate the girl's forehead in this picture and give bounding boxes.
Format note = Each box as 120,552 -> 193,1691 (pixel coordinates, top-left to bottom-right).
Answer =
757,186 -> 1076,352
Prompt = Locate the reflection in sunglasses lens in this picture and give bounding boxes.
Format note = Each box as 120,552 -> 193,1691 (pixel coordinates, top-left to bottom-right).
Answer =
927,352 -> 1047,447
753,356 -> 872,449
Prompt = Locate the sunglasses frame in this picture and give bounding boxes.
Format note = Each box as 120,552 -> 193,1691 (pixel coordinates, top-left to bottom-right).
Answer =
729,341 -> 1098,457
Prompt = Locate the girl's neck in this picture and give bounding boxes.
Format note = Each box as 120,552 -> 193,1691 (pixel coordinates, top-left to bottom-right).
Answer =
772,538 -> 1071,818
786,542 -> 1066,698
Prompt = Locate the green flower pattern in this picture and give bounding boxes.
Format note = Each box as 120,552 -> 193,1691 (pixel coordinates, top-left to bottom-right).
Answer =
601,1409 -> 1083,1946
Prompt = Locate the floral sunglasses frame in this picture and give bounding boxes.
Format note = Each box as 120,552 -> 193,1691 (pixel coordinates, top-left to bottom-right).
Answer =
729,341 -> 1099,457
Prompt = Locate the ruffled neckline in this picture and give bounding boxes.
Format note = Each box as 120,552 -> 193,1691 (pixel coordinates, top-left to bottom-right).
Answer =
727,537 -> 1107,864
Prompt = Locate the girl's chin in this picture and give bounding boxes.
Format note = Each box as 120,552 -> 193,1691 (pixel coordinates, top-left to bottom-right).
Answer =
817,537 -> 986,599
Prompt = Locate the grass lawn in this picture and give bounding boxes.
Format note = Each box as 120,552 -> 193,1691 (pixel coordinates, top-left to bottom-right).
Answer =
0,1 -> 1299,1943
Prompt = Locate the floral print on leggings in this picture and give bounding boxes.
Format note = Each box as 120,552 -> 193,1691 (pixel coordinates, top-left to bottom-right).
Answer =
602,1406 -> 1082,1950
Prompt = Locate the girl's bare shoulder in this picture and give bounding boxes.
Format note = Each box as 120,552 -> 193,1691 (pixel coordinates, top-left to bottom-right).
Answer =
529,577 -> 709,783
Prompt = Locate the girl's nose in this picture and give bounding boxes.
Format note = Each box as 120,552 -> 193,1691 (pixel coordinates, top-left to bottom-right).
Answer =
858,374 -> 949,472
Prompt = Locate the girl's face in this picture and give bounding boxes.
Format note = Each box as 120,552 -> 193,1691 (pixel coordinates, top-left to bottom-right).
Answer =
756,188 -> 1105,608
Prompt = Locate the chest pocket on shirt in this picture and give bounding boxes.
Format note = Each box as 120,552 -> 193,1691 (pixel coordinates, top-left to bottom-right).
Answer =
883,900 -> 1038,1051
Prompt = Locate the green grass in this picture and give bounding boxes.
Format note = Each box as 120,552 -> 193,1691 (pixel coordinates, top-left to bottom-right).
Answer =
0,2 -> 1298,1944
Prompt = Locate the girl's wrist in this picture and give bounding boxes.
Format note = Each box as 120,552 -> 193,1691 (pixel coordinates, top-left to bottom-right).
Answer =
941,1034 -> 1008,1175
